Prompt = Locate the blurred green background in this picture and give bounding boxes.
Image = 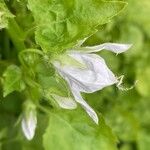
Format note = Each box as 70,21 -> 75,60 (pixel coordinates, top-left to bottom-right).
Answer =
85,0 -> 150,149
0,0 -> 150,150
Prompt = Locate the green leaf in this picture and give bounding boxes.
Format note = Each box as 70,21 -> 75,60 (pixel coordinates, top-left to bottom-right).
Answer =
104,90 -> 141,142
28,0 -> 127,52
0,112 -> 21,150
0,1 -> 14,29
137,129 -> 150,150
35,58 -> 70,97
43,109 -> 118,150
3,65 -> 26,97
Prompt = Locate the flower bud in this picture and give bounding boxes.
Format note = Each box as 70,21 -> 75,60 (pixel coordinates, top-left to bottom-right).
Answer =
21,101 -> 37,140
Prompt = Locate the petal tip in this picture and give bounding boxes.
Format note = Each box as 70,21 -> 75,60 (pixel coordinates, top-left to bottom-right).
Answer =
94,117 -> 99,125
126,44 -> 133,49
21,112 -> 37,140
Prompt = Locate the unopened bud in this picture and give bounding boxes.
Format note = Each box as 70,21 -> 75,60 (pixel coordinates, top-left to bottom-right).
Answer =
21,101 -> 37,140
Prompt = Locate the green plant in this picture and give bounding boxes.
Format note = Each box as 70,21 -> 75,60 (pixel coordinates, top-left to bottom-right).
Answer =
0,0 -> 150,150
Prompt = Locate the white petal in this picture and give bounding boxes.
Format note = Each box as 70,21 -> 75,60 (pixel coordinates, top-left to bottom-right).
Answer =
21,111 -> 37,140
71,85 -> 98,124
53,64 -> 99,124
55,53 -> 118,93
51,94 -> 77,109
71,43 -> 132,54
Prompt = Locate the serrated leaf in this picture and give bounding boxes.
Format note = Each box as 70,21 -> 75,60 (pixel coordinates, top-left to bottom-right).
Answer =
3,65 -> 26,97
43,109 -> 118,150
0,1 -> 14,29
28,0 -> 126,52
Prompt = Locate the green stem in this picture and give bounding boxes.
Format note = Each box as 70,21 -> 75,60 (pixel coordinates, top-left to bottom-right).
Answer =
18,49 -> 44,67
37,105 -> 52,114
0,30 -> 10,59
19,49 -> 44,57
7,19 -> 26,52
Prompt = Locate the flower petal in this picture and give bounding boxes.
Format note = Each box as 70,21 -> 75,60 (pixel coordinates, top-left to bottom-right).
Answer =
53,51 -> 119,124
51,94 -> 77,109
71,85 -> 99,124
71,43 -> 132,54
54,53 -> 118,93
53,63 -> 99,124
21,111 -> 37,140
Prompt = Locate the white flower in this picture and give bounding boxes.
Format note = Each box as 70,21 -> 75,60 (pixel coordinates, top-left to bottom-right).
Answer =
21,109 -> 37,140
52,42 -> 132,124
